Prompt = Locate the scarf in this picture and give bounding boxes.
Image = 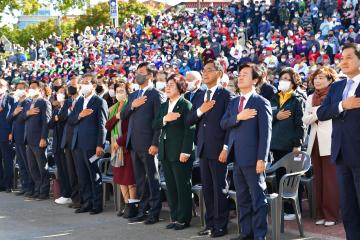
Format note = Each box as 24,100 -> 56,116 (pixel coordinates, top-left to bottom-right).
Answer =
108,100 -> 127,138
312,86 -> 330,107
279,90 -> 294,108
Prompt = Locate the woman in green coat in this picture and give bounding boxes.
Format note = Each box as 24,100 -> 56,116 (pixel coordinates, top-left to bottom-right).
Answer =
153,73 -> 195,230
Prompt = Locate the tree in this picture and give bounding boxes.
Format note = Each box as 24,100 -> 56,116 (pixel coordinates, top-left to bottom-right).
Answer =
0,0 -> 90,15
74,2 -> 110,32
117,0 -> 156,24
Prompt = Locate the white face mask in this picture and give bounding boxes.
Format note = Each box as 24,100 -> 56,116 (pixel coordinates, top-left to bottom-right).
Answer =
132,83 -> 140,91
28,88 -> 39,98
14,89 -> 26,98
0,87 -> 6,95
108,89 -> 115,98
278,80 -> 291,92
80,84 -> 93,96
187,81 -> 196,92
156,81 -> 166,91
56,93 -> 65,102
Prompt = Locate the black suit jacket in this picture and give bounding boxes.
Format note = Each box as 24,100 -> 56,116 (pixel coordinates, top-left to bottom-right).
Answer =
121,87 -> 166,152
186,86 -> 234,159
59,99 -> 74,149
7,98 -> 31,144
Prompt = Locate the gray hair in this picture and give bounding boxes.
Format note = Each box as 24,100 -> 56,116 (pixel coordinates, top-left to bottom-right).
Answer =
186,71 -> 202,81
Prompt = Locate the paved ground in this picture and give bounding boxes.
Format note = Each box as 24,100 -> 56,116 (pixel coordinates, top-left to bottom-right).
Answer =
0,192 -> 344,240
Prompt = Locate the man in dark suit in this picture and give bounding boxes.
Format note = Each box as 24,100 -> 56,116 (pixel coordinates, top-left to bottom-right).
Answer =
317,43 -> 360,240
121,62 -> 165,224
221,63 -> 272,240
22,81 -> 52,200
59,77 -> 81,208
7,81 -> 33,196
0,79 -> 16,192
68,73 -> 108,215
186,60 -> 233,238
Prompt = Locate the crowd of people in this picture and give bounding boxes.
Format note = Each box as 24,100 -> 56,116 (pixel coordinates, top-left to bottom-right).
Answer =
1,0 -> 360,239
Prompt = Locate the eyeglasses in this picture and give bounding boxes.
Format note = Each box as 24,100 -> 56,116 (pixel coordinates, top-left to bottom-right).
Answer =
202,69 -> 219,74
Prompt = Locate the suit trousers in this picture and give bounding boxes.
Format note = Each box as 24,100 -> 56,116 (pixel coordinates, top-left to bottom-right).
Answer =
233,164 -> 268,238
0,141 -> 15,189
15,143 -> 33,192
131,150 -> 162,218
336,154 -> 360,240
26,145 -> 49,195
64,148 -> 80,203
162,153 -> 192,224
200,157 -> 229,230
74,148 -> 102,209
311,138 -> 340,221
54,150 -> 71,198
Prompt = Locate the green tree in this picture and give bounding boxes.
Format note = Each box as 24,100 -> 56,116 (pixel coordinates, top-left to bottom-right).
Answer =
117,0 -> 156,24
74,2 -> 110,32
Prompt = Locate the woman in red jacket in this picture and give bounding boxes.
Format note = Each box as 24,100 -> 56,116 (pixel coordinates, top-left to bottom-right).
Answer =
105,80 -> 137,218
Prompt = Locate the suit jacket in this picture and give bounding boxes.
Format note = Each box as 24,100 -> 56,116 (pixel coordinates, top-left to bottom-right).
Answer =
184,89 -> 205,104
303,94 -> 332,156
186,86 -> 233,159
153,97 -> 195,162
220,94 -> 272,167
0,94 -> 15,142
49,103 -> 68,154
121,87 -> 165,152
68,95 -> 108,151
7,98 -> 31,144
22,98 -> 52,146
317,79 -> 360,167
59,99 -> 74,149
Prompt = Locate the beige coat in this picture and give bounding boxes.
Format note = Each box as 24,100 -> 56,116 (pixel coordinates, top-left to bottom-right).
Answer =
302,94 -> 332,156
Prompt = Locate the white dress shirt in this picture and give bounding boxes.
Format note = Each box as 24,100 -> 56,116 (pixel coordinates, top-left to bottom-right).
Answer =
138,85 -> 151,97
338,74 -> 360,113
238,89 -> 256,112
83,93 -> 95,110
196,84 -> 219,117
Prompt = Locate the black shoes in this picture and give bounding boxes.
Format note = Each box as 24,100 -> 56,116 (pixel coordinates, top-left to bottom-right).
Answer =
174,222 -> 190,230
29,192 -> 39,199
125,202 -> 139,219
198,227 -> 213,236
144,216 -> 159,225
89,208 -> 103,215
230,234 -> 254,240
165,222 -> 176,229
15,190 -> 26,196
75,206 -> 92,214
128,213 -> 147,223
24,192 -> 34,198
211,228 -> 228,238
36,194 -> 49,201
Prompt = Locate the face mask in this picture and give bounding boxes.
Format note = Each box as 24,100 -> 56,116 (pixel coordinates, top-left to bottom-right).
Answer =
53,85 -> 61,92
155,81 -> 166,91
14,89 -> 26,98
116,93 -> 126,102
80,84 -> 93,96
135,74 -> 147,85
68,86 -> 78,96
57,93 -> 65,102
312,47 -> 316,52
109,89 -> 115,97
187,81 -> 196,91
278,80 -> 291,92
95,85 -> 104,94
281,58 -> 286,62
0,87 -> 6,95
132,83 -> 140,91
28,88 -> 39,98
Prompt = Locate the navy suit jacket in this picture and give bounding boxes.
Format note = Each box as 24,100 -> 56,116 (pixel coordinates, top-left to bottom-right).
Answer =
184,89 -> 205,104
121,87 -> 166,152
7,98 -> 31,144
186,86 -> 234,159
220,94 -> 272,167
49,104 -> 68,154
0,94 -> 16,142
59,99 -> 75,149
22,98 -> 52,146
68,95 -> 108,151
317,79 -> 360,167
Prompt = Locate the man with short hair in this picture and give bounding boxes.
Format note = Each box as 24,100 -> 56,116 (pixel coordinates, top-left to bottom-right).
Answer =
184,71 -> 204,104
0,79 -> 16,192
121,62 -> 166,224
317,43 -> 360,240
187,60 -> 233,238
22,81 -> 52,200
69,73 -> 108,215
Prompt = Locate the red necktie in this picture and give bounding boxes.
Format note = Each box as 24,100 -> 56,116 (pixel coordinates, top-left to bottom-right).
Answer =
238,96 -> 246,113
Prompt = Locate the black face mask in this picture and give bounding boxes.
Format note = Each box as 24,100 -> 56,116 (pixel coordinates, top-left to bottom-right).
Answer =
68,86 -> 78,96
95,85 -> 104,94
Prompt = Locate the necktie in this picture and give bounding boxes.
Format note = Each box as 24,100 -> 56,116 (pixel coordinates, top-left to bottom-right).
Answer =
138,89 -> 144,98
238,96 -> 246,113
189,91 -> 195,102
206,90 -> 212,102
342,79 -> 354,100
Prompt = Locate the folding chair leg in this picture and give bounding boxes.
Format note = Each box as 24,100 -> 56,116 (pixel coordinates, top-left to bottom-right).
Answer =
102,184 -> 107,208
199,190 -> 205,227
192,198 -> 197,217
113,184 -> 118,211
280,201 -> 285,233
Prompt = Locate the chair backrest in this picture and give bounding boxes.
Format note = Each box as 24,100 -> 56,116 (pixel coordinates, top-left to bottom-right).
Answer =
98,157 -> 111,175
268,152 -> 311,197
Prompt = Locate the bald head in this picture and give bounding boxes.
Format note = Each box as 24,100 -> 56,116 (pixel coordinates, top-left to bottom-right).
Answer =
185,71 -> 202,91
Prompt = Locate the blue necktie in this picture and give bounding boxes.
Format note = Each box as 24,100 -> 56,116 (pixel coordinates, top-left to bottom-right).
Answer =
138,90 -> 143,98
342,79 -> 354,100
189,91 -> 195,102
